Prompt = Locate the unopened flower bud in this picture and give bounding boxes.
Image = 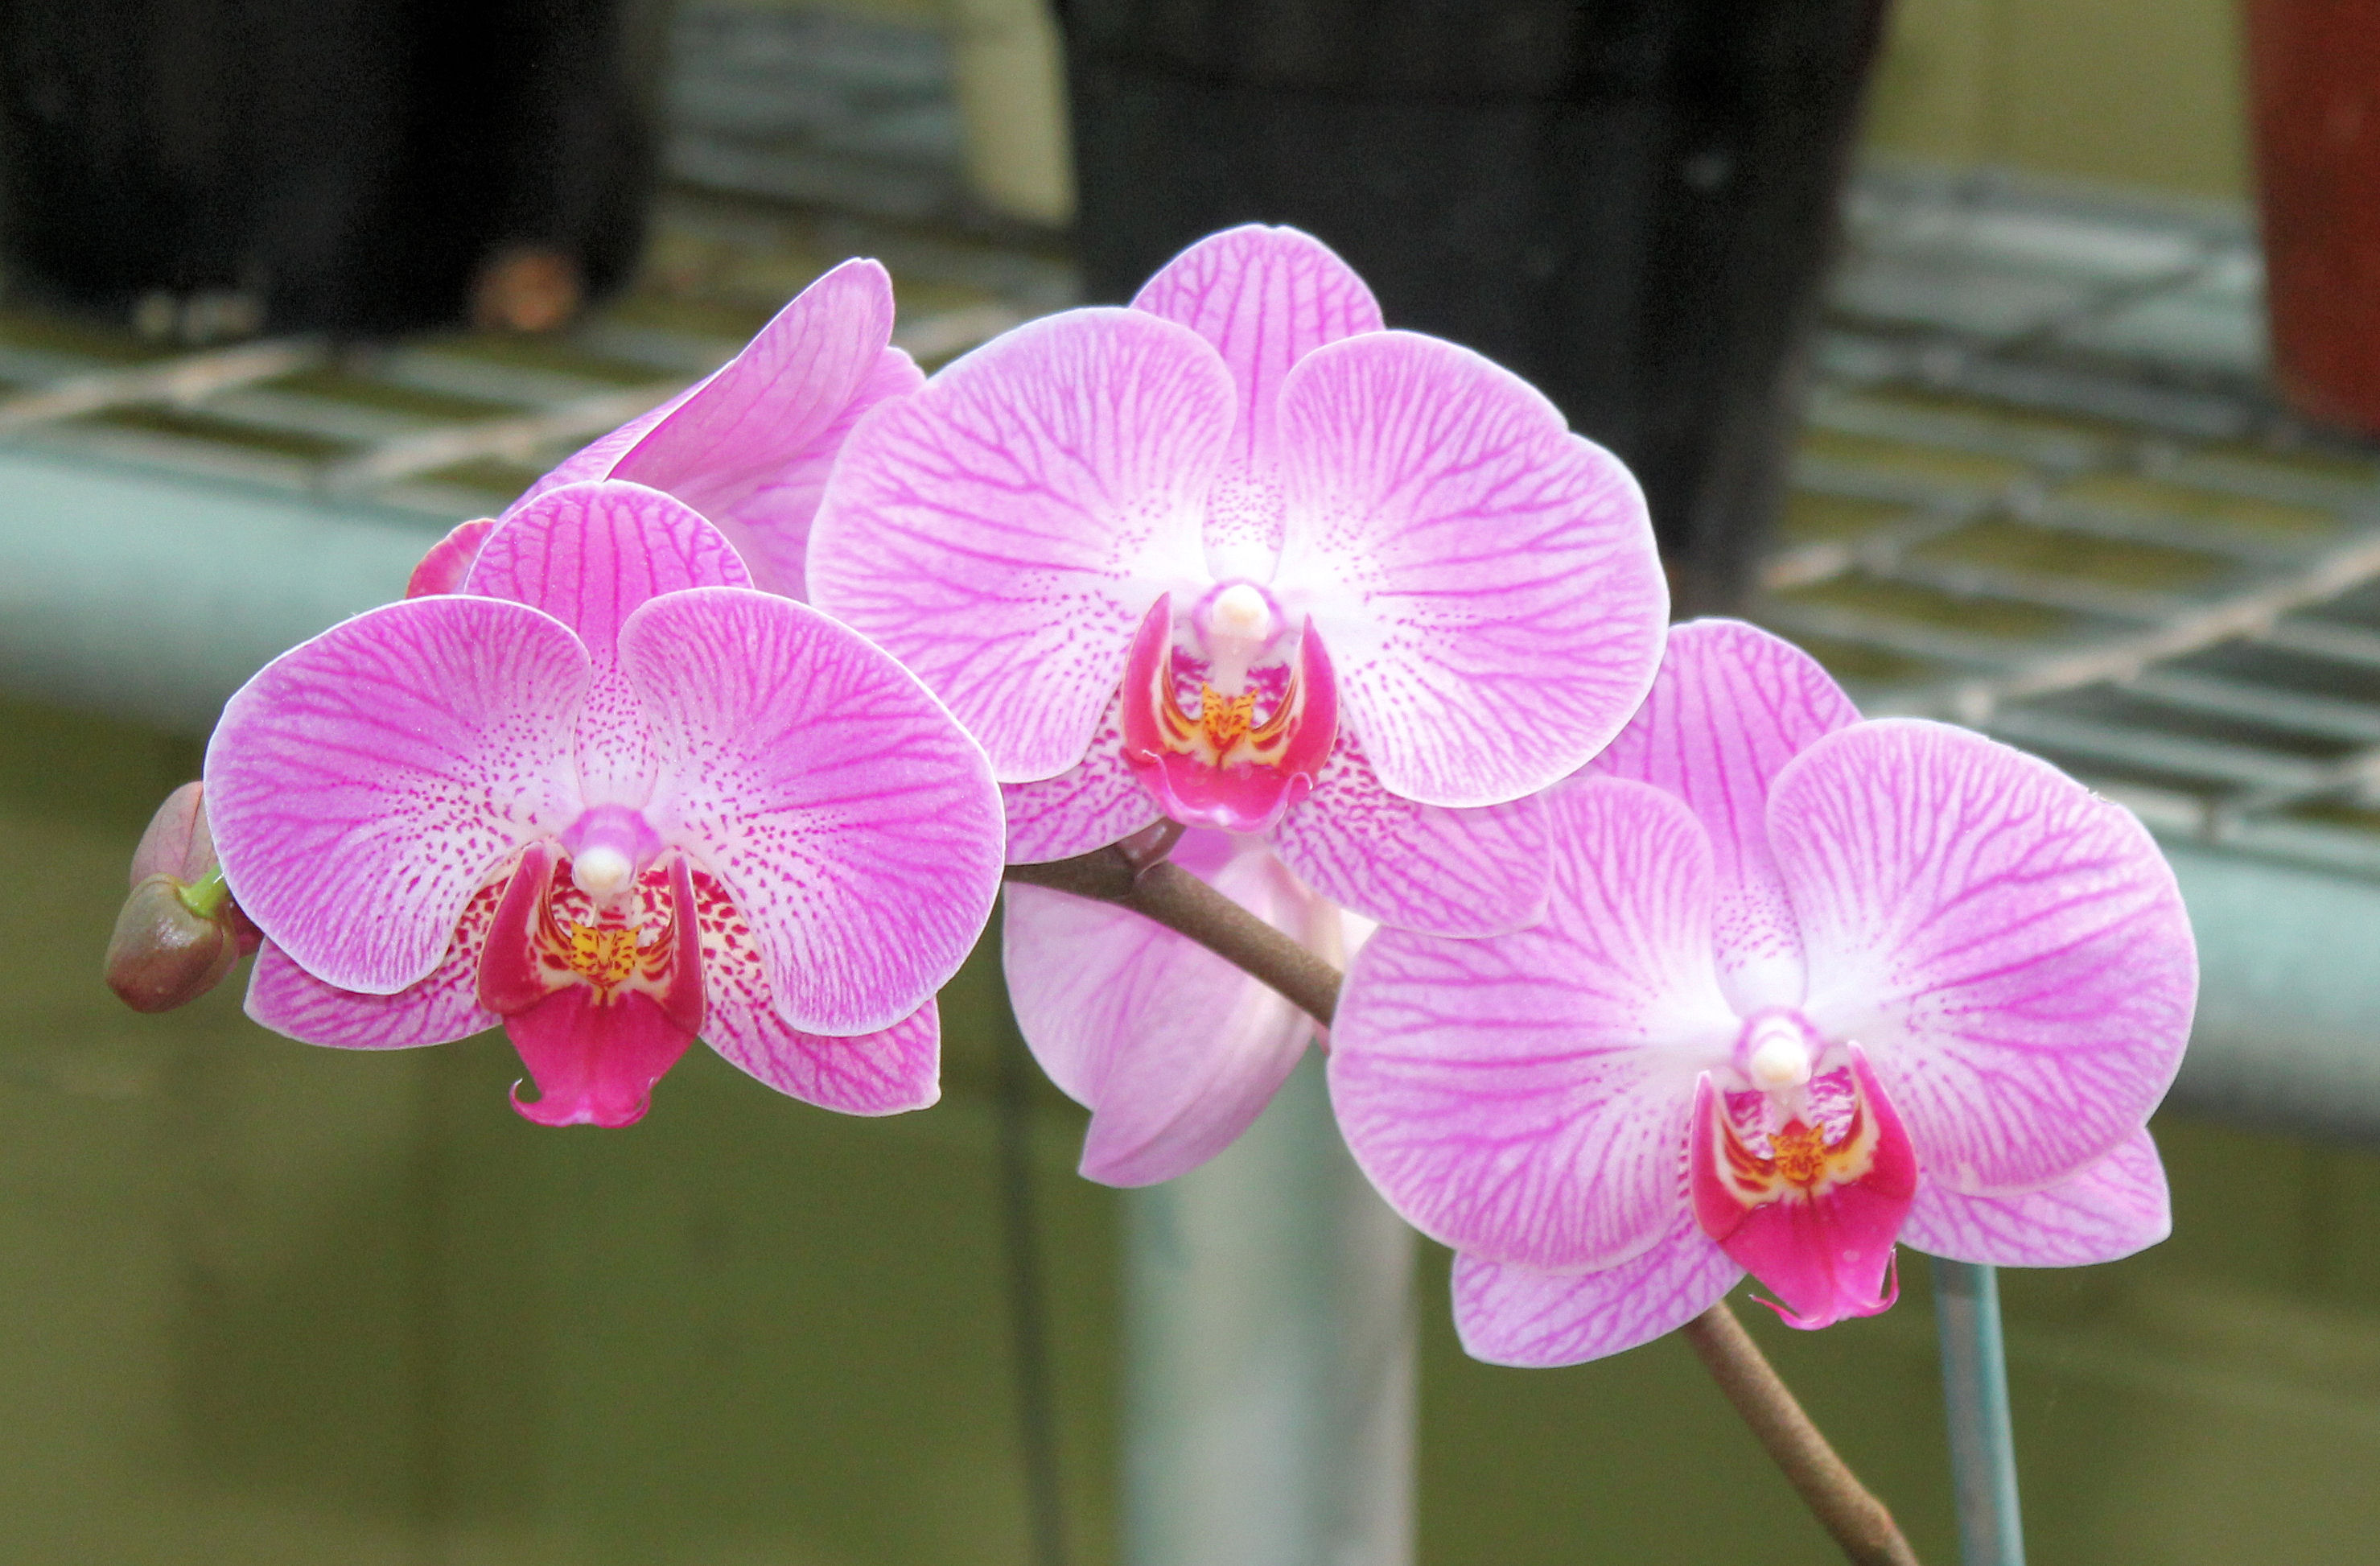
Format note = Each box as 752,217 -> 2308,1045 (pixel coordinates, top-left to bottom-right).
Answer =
105,781 -> 259,1013
106,875 -> 240,1012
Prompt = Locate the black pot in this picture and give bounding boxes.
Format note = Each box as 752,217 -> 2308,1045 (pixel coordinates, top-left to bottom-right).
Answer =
1058,0 -> 1887,614
0,0 -> 662,338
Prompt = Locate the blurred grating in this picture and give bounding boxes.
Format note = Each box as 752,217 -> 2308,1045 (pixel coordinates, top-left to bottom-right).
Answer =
1760,163 -> 2380,882
8,8 -> 2380,885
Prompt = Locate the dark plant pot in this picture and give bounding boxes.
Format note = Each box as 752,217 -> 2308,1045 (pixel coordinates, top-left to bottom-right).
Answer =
0,0 -> 663,338
1058,0 -> 1886,615
2245,0 -> 2380,436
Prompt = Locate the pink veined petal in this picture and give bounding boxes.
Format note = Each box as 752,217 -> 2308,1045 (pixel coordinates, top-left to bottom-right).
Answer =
614,258 -> 904,517
504,389 -> 693,517
706,347 -> 924,600
1003,830 -> 1323,1186
465,480 -> 751,658
1271,331 -> 1667,808
245,926 -> 497,1050
505,987 -> 698,1127
1451,1218 -> 1744,1368
1327,777 -> 1740,1270
406,517 -> 499,598
204,595 -> 587,995
620,587 -> 1004,1035
1130,225 -> 1381,575
806,307 -> 1229,781
1903,1127 -> 2171,1267
689,863 -> 941,1114
1001,690 -> 1163,863
467,480 -> 752,806
1267,731 -> 1549,935
1774,719 -> 2199,1194
1589,617 -> 1860,1011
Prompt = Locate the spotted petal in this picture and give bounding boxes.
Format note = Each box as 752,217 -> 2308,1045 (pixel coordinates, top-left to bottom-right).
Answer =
1590,618 -> 1858,1010
807,307 -> 1227,781
999,690 -> 1163,863
245,937 -> 496,1049
1271,331 -> 1666,807
1003,832 -> 1320,1185
1452,1218 -> 1743,1368
708,992 -> 941,1116
1328,778 -> 1738,1270
1903,1128 -> 2171,1267
205,595 -> 586,994
1774,719 -> 2197,1194
620,587 -> 1003,1035
1268,735 -> 1549,935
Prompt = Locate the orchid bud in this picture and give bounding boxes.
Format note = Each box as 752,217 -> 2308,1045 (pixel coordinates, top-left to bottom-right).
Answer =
105,781 -> 258,1013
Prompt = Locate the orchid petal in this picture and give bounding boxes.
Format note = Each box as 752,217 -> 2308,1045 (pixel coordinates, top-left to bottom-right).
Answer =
1001,692 -> 1163,863
1272,331 -> 1666,806
807,307 -> 1227,781
1328,778 -> 1738,1269
1590,618 -> 1859,1010
506,987 -> 698,1127
205,595 -> 586,994
1003,832 -> 1320,1185
1268,734 -> 1549,935
613,260 -> 908,522
1452,1220 -> 1744,1368
1904,1128 -> 2171,1267
705,347 -> 924,599
1131,225 -> 1381,575
1774,719 -> 2197,1193
620,587 -> 1003,1035
464,480 -> 751,657
245,929 -> 497,1050
406,517 -> 498,598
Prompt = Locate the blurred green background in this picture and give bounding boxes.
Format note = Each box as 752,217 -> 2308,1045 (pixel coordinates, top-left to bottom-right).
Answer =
9,694 -> 2376,1565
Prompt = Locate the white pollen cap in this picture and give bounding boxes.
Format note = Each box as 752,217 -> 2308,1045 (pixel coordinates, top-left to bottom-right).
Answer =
1746,1019 -> 1814,1091
1211,583 -> 1273,643
571,844 -> 636,900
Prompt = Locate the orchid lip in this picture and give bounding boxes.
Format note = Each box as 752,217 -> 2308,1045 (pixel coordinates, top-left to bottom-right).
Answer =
1119,589 -> 1339,835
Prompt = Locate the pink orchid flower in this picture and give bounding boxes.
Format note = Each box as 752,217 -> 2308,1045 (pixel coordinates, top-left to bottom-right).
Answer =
205,478 -> 1004,1127
811,225 -> 1666,1185
1329,619 -> 2197,1364
410,258 -> 921,602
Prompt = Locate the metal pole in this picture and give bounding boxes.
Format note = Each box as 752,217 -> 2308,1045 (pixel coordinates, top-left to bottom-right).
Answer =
1933,1259 -> 2024,1566
1122,1051 -> 1414,1566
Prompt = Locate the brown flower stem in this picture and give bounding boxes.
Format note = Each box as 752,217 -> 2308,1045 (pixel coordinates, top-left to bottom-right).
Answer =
1004,841 -> 1923,1566
1678,1304 -> 1921,1564
1004,843 -> 1343,1029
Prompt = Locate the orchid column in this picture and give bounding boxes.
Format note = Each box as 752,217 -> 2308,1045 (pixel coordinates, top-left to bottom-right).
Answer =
812,225 -> 1666,1566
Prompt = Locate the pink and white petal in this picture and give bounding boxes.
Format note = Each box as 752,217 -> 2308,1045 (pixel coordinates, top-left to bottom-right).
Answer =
406,517 -> 499,598
708,347 -> 924,600
1268,734 -> 1548,936
807,307 -> 1228,781
1003,834 -> 1320,1185
1328,778 -> 1739,1270
244,872 -> 509,1048
621,587 -> 1004,1035
707,987 -> 941,1115
1272,332 -> 1666,807
1775,719 -> 2198,1193
1588,618 -> 1859,1009
504,388 -> 694,518
614,259 -> 904,519
204,595 -> 586,994
464,480 -> 751,658
1001,691 -> 1163,863
1130,225 -> 1380,573
1902,1128 -> 2171,1267
1452,1220 -> 1744,1368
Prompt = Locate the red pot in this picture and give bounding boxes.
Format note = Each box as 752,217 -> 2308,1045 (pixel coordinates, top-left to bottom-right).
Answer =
2246,0 -> 2380,433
